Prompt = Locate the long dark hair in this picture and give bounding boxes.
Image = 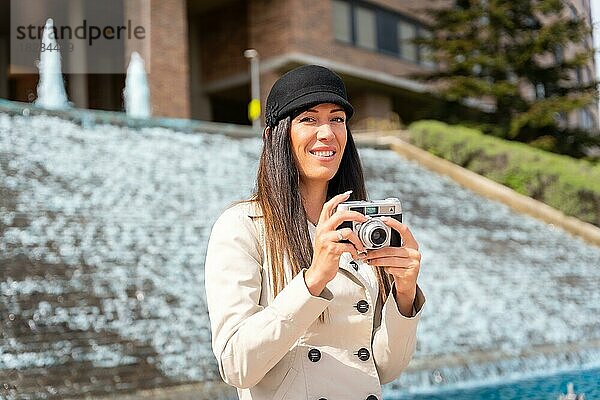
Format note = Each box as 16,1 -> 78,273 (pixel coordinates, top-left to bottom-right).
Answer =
248,115 -> 393,320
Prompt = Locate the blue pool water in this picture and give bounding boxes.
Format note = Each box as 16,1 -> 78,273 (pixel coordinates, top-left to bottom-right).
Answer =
393,367 -> 600,399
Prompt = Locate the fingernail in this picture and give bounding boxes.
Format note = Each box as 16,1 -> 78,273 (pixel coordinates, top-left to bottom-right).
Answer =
380,216 -> 390,221
342,190 -> 352,196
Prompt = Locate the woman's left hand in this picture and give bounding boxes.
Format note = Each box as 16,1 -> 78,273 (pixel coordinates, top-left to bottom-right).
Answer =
364,217 -> 421,314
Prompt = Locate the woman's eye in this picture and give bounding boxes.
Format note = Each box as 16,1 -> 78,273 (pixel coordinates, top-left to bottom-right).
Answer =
332,116 -> 345,123
299,116 -> 315,123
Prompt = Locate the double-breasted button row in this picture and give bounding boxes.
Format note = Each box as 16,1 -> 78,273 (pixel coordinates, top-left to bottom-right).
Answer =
309,347 -> 370,362
354,299 -> 369,313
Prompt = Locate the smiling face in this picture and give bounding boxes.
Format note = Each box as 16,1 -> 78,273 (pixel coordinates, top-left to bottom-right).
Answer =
289,103 -> 348,190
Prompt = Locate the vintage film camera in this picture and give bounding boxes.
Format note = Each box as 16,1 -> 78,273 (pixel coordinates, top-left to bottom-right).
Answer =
336,198 -> 403,249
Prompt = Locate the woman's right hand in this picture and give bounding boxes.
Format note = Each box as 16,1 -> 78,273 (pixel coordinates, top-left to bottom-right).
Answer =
304,191 -> 369,296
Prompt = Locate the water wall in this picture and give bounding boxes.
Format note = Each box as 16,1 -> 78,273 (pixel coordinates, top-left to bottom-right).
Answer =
1,113 -> 599,399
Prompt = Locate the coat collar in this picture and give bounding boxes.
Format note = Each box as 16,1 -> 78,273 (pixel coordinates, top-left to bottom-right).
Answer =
241,200 -> 263,218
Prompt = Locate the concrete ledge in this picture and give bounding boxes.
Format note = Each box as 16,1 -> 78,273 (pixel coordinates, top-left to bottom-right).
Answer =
353,133 -> 600,248
0,99 -> 257,139
81,381 -> 237,400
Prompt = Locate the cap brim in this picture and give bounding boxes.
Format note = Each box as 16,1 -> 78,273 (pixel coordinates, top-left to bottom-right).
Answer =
282,91 -> 354,120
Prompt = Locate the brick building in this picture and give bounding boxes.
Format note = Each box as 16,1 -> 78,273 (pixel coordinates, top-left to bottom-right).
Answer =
0,0 -> 597,130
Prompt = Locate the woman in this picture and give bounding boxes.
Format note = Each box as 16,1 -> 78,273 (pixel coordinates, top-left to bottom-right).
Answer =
205,65 -> 425,400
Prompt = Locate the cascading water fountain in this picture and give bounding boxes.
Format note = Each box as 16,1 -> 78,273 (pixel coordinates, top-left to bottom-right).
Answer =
0,111 -> 599,399
123,52 -> 151,118
34,18 -> 69,110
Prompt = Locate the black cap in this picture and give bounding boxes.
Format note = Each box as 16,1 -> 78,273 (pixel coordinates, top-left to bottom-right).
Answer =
265,65 -> 354,128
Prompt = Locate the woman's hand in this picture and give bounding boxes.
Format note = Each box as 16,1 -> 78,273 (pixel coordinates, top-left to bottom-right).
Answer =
304,191 -> 368,296
364,217 -> 421,316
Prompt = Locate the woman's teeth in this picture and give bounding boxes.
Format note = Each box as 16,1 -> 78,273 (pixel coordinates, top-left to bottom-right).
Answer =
310,150 -> 334,157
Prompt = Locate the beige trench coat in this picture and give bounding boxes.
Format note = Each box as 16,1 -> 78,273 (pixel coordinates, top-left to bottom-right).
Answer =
204,202 -> 425,400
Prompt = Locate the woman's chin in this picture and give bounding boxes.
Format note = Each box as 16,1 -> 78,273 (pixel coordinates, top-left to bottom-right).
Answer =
305,170 -> 338,184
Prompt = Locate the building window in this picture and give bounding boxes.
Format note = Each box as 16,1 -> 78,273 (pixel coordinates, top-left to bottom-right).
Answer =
576,67 -> 583,85
332,0 -> 352,43
568,4 -> 578,19
585,66 -> 593,84
354,5 -> 376,50
377,10 -> 398,55
584,35 -> 591,50
398,19 -> 417,62
555,111 -> 568,128
331,0 -> 434,67
580,108 -> 594,130
419,29 -> 435,68
553,45 -> 564,64
535,83 -> 545,99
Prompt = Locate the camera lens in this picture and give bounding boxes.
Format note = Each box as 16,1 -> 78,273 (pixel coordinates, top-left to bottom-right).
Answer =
370,228 -> 387,246
359,220 -> 389,249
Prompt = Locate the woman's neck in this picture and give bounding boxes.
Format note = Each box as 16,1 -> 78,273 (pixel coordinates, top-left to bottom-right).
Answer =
300,180 -> 328,226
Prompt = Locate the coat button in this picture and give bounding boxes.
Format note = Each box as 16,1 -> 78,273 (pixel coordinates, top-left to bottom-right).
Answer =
355,299 -> 369,313
308,348 -> 321,362
366,396 -> 378,400
356,347 -> 370,361
349,260 -> 359,271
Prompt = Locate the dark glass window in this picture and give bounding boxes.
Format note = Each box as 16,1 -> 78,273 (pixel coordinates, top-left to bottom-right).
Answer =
331,0 -> 434,67
377,10 -> 398,55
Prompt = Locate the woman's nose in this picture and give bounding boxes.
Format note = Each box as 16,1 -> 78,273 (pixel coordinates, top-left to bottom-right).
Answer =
316,123 -> 335,141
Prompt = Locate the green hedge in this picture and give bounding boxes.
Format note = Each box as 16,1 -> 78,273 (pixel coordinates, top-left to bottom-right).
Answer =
408,120 -> 600,227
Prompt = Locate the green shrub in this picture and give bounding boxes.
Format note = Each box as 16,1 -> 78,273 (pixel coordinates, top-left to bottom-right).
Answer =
408,120 -> 600,226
